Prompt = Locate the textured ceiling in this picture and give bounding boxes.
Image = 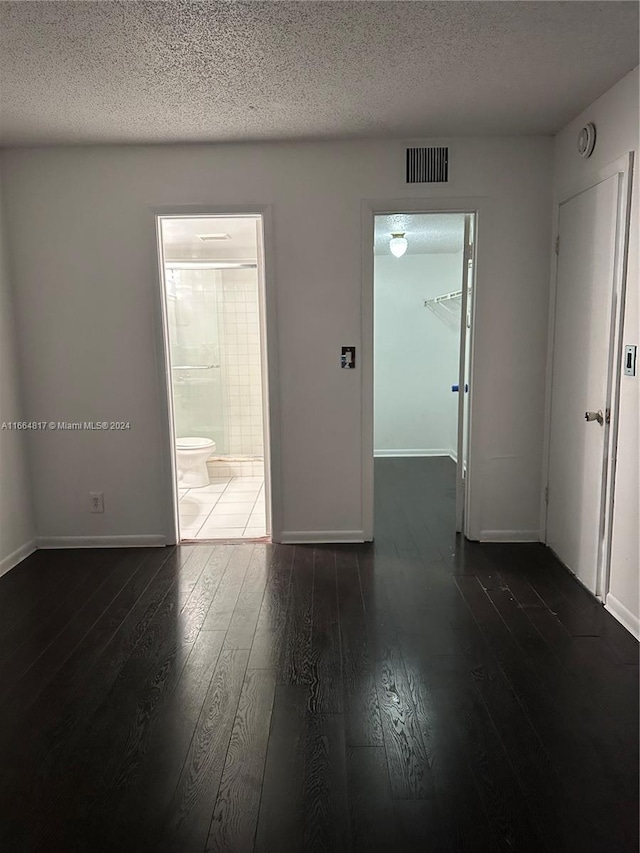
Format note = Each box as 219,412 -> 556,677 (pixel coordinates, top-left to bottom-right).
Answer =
0,1 -> 637,147
161,216 -> 259,260
374,213 -> 465,255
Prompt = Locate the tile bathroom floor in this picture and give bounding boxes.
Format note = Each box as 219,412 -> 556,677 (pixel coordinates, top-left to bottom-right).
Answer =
178,476 -> 266,540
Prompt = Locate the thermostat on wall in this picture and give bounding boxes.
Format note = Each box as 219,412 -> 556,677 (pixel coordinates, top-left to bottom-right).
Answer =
577,123 -> 596,158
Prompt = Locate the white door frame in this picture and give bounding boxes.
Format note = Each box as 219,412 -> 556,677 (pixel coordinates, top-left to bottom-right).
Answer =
455,214 -> 474,533
361,198 -> 481,541
151,204 -> 282,545
540,152 -> 634,600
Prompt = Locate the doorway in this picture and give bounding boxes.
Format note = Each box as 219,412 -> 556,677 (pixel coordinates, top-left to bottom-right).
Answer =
370,210 -> 476,538
157,214 -> 271,542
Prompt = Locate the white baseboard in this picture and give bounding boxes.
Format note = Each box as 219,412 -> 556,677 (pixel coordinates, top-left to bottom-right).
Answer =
478,529 -> 540,543
35,535 -> 167,549
374,449 -> 456,458
280,530 -> 365,544
605,593 -> 640,640
0,538 -> 36,578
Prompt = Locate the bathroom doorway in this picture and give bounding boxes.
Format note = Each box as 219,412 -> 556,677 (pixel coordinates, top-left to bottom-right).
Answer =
157,214 -> 272,541
368,210 -> 476,539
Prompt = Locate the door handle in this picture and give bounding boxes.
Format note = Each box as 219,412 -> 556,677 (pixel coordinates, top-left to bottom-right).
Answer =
584,410 -> 604,425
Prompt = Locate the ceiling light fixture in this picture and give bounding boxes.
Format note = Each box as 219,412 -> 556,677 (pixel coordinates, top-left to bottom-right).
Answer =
389,232 -> 408,258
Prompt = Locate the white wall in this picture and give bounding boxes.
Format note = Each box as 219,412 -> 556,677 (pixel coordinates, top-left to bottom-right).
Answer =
374,252 -> 462,457
0,136 -> 552,543
553,67 -> 639,636
0,168 -> 35,573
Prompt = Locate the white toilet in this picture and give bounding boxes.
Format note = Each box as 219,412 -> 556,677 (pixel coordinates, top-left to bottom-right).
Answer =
176,437 -> 216,488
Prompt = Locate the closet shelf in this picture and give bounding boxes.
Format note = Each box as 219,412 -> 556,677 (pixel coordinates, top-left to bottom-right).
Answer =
423,289 -> 462,307
423,289 -> 462,328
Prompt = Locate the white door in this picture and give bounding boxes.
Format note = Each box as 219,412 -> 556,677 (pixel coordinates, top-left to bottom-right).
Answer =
547,175 -> 620,593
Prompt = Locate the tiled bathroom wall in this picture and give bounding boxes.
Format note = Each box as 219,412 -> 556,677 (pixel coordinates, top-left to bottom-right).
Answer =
218,269 -> 264,457
208,268 -> 264,478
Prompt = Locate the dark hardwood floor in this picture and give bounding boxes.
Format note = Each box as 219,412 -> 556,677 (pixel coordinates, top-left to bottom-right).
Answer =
0,457 -> 637,853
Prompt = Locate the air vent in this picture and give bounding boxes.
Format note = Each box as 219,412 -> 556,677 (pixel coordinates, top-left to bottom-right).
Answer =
406,147 -> 449,183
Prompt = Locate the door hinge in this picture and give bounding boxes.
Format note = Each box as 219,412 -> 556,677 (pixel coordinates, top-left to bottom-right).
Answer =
554,235 -> 560,256
544,485 -> 549,505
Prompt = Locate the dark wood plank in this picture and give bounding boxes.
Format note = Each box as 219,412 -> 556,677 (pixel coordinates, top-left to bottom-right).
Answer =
223,545 -> 272,649
0,548 -> 107,646
201,544 -> 254,632
247,544 -> 294,669
337,547 -> 383,746
589,605 -> 640,664
205,668 -> 276,853
446,677 -> 550,852
21,562 -> 200,850
0,548 -> 114,659
394,800 -> 446,853
0,547 -> 181,797
90,628 -> 228,852
489,586 -> 638,753
302,713 -> 350,853
182,544 -> 236,639
403,653 -> 505,852
456,574 -> 632,852
455,574 -> 565,716
169,543 -> 221,608
347,746 -> 396,852
464,628 -> 624,853
278,545 -> 314,685
0,548 -> 64,626
486,543 -> 603,637
308,546 -> 342,713
1,548 -> 155,708
357,539 -> 397,639
157,649 -> 250,853
375,641 -> 433,799
254,685 -> 308,853
0,546 -> 212,849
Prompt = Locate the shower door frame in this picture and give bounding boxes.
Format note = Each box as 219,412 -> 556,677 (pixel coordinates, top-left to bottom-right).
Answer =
152,204 -> 281,544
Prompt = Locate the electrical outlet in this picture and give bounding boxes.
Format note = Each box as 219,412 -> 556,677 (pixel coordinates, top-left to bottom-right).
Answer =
89,492 -> 104,513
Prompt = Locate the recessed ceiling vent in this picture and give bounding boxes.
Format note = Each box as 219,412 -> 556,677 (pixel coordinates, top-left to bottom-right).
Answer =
406,147 -> 449,183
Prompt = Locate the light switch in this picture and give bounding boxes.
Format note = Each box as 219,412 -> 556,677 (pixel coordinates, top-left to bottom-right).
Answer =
624,345 -> 637,377
341,346 -> 356,369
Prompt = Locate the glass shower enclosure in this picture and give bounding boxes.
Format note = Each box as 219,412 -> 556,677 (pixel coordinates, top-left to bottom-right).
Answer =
165,266 -> 228,452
